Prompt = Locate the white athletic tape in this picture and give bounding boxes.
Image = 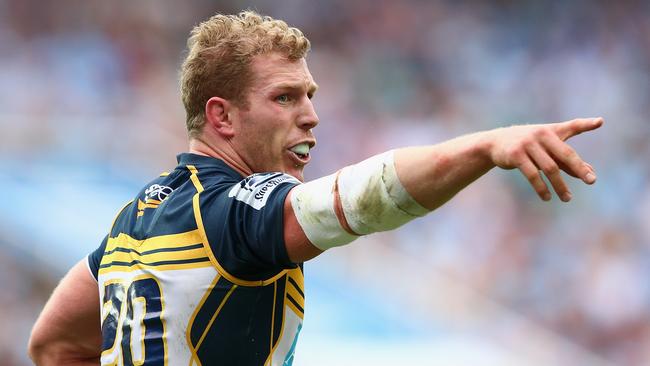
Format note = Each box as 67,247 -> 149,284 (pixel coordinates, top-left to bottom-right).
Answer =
290,173 -> 358,250
337,151 -> 429,235
290,150 -> 429,250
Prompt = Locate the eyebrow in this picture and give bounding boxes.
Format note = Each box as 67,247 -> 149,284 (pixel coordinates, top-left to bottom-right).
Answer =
269,81 -> 319,95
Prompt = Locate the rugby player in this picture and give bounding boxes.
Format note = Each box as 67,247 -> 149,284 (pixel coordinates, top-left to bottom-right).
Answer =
28,11 -> 603,366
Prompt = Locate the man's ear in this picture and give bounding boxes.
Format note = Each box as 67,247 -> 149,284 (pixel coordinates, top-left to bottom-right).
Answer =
205,97 -> 235,138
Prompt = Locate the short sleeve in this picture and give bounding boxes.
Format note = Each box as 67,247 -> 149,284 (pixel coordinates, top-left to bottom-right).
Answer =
87,235 -> 108,281
200,173 -> 301,281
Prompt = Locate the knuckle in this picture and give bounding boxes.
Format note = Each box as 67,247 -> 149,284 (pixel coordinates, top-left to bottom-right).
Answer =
513,156 -> 531,171
521,141 -> 535,152
533,126 -> 552,139
517,134 -> 532,146
558,145 -> 574,158
523,168 -> 540,181
524,170 -> 537,180
543,163 -> 560,175
505,148 -> 523,164
510,142 -> 529,157
550,176 -> 568,190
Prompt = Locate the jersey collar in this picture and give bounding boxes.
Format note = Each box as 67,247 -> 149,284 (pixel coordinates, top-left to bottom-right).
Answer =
176,153 -> 243,179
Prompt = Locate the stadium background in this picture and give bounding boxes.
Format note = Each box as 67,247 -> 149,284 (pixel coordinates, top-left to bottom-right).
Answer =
1,0 -> 649,365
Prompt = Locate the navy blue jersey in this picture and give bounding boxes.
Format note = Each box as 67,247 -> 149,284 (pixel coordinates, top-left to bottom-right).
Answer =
87,153 -> 305,365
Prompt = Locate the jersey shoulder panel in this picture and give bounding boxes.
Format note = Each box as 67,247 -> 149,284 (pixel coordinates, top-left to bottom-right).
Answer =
197,171 -> 301,282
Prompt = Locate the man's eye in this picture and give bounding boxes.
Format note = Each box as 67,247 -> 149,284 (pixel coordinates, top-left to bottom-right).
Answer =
276,94 -> 290,104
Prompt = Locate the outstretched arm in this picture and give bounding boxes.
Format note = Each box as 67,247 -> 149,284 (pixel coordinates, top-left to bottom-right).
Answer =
283,117 -> 604,263
28,259 -> 102,366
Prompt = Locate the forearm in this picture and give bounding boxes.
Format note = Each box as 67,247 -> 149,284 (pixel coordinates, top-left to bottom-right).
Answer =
394,130 -> 495,210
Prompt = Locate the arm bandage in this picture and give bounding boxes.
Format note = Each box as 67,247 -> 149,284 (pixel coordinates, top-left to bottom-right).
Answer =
290,151 -> 430,251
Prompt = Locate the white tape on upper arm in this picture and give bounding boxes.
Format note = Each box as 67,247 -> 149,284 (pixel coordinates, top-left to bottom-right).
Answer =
290,173 -> 357,250
337,151 -> 428,235
290,150 -> 429,251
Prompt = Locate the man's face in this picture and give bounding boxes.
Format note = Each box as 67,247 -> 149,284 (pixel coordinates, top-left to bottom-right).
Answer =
230,53 -> 319,182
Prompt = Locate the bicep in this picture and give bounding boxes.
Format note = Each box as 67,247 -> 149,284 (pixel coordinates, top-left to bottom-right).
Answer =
29,259 -> 101,365
283,188 -> 323,263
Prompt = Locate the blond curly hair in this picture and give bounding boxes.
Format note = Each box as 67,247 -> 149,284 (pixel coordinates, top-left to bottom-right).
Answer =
180,11 -> 311,138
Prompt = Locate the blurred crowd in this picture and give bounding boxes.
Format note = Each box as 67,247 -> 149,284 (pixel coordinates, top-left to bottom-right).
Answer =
0,240 -> 56,366
2,0 -> 650,364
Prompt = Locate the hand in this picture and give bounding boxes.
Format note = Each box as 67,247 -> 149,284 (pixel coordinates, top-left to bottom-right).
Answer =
488,117 -> 604,202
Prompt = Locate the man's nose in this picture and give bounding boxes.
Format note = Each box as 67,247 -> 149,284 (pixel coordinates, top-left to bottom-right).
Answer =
298,99 -> 319,130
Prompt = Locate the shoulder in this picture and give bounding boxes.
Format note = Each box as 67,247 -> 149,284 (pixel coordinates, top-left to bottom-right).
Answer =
197,172 -> 302,279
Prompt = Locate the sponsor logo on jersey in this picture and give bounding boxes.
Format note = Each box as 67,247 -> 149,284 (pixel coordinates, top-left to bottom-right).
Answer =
228,173 -> 300,210
137,184 -> 174,217
145,184 -> 174,202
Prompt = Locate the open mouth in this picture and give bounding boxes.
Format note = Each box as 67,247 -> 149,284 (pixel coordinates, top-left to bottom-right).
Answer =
292,151 -> 309,160
289,142 -> 312,164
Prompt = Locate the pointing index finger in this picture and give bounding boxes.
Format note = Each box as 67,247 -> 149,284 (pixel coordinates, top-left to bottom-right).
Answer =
556,117 -> 604,141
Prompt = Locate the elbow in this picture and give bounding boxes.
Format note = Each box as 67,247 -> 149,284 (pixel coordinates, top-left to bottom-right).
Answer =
28,331 -> 48,365
28,327 -> 100,366
28,329 -> 61,366
27,334 -> 44,364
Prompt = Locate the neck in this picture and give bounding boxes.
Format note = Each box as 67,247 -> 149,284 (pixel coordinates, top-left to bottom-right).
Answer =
188,135 -> 253,177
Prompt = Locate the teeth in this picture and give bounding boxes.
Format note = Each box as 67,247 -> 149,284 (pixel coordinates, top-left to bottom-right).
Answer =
290,143 -> 310,155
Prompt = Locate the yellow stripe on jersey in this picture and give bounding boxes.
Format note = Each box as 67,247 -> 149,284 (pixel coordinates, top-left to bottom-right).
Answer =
286,268 -> 305,318
286,280 -> 304,304
286,269 -> 304,301
99,230 -> 211,275
102,246 -> 206,266
105,230 -> 203,251
286,288 -> 304,311
286,296 -> 304,319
